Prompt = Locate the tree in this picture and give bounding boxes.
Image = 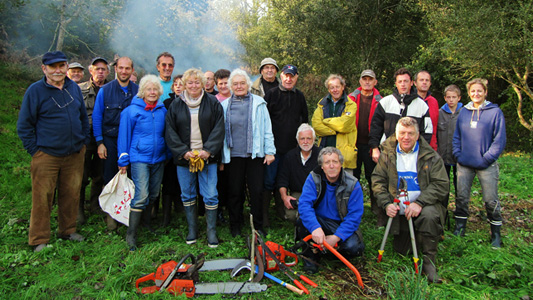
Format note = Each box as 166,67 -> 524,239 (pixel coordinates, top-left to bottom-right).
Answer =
420,0 -> 533,131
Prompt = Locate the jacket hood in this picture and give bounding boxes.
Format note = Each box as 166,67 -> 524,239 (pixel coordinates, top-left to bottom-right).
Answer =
441,102 -> 463,113
392,85 -> 419,106
464,100 -> 498,111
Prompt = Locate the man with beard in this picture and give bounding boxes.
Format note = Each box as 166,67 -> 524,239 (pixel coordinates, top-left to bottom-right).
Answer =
277,124 -> 320,223
92,57 -> 138,230
369,68 -> 432,163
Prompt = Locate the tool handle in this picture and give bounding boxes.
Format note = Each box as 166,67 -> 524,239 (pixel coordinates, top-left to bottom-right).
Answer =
258,266 -> 304,295
298,274 -> 318,288
293,279 -> 309,294
141,285 -> 159,294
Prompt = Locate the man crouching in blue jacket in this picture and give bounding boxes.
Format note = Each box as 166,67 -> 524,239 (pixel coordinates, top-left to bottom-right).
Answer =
296,147 -> 365,274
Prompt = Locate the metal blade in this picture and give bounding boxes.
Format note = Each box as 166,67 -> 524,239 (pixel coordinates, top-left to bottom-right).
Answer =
195,282 -> 267,294
199,259 -> 247,272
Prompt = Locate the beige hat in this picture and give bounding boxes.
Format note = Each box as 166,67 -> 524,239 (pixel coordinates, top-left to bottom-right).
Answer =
360,69 -> 376,79
68,62 -> 84,70
260,57 -> 279,72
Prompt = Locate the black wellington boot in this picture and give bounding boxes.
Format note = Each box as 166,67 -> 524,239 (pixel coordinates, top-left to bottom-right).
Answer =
126,210 -> 143,251
184,204 -> 198,244
421,236 -> 442,283
490,224 -> 502,248
162,195 -> 172,227
206,208 -> 218,248
453,218 -> 467,236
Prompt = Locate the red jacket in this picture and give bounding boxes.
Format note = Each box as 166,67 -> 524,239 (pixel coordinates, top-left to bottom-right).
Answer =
423,94 -> 439,151
348,87 -> 381,133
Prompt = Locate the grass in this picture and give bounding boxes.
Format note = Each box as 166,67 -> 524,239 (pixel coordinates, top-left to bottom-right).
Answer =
1,61 -> 532,299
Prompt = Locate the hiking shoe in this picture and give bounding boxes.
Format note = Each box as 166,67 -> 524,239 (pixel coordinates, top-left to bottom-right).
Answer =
59,232 -> 85,242
303,263 -> 319,275
34,244 -> 48,252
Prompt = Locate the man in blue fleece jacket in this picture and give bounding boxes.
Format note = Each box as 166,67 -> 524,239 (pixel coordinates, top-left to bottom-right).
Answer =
17,51 -> 90,252
297,147 -> 365,274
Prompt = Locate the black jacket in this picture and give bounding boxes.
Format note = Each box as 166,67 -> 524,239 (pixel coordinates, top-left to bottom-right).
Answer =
165,93 -> 225,166
277,145 -> 320,192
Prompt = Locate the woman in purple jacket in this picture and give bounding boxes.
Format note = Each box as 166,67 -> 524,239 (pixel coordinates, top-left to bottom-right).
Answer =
452,78 -> 506,248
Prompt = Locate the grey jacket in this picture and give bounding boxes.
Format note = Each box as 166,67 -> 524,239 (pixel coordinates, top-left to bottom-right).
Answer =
437,103 -> 463,165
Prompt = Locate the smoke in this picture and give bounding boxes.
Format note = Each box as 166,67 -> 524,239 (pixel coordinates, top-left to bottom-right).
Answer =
109,0 -> 245,75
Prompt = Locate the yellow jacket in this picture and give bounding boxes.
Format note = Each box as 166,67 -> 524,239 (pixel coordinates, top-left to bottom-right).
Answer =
312,95 -> 358,168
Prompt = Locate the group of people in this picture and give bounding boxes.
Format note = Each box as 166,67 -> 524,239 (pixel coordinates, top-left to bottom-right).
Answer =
18,51 -> 506,284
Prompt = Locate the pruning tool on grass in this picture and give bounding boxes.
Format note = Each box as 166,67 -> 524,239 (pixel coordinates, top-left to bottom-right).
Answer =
302,234 -> 365,289
377,177 -> 419,274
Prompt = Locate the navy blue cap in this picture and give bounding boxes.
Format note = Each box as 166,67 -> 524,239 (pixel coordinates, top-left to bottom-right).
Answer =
281,64 -> 298,75
42,51 -> 68,65
91,57 -> 109,65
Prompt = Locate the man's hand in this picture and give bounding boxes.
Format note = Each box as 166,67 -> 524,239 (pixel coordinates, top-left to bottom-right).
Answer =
263,154 -> 275,165
385,203 -> 399,218
98,144 -> 107,159
311,227 -> 326,245
119,166 -> 128,174
372,148 -> 380,163
324,235 -> 340,248
405,202 -> 422,220
198,150 -> 210,160
282,194 -> 297,209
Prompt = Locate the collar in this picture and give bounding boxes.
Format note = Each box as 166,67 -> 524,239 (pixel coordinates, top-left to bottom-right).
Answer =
397,141 -> 419,154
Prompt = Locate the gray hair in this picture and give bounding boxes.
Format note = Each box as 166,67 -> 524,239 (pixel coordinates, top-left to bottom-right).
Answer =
228,69 -> 253,92
296,123 -> 316,141
324,74 -> 346,89
395,117 -> 419,136
137,74 -> 163,99
317,147 -> 344,166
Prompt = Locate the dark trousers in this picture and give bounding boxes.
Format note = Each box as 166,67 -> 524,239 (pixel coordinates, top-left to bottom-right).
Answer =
225,157 -> 264,230
354,143 -> 384,221
444,164 -> 457,206
81,136 -> 103,211
296,216 -> 365,259
102,135 -> 118,185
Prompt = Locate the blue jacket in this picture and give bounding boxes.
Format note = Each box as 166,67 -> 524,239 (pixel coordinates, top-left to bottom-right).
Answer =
298,167 -> 364,241
17,76 -> 89,156
452,101 -> 506,169
117,96 -> 168,166
93,80 -> 139,141
221,93 -> 276,163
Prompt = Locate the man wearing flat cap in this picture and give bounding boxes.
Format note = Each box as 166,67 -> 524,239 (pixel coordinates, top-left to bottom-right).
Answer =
67,62 -> 85,83
251,57 -> 280,97
262,64 -> 308,226
17,51 -> 90,252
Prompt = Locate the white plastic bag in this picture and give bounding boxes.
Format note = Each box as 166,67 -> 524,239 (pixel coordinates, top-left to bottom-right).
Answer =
99,172 -> 135,226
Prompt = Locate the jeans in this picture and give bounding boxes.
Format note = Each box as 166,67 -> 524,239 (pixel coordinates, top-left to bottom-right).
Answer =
296,215 -> 365,258
130,162 -> 165,210
177,163 -> 218,209
455,163 -> 502,225
264,153 -> 285,191
29,147 -> 85,245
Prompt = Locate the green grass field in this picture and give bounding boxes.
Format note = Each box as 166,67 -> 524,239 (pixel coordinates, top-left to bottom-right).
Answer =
1,62 -> 532,299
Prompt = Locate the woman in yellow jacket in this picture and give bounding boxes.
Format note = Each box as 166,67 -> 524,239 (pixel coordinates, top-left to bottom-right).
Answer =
312,74 -> 358,170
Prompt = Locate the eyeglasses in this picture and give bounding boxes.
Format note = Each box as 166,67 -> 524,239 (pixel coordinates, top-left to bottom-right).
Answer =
161,63 -> 173,68
50,89 -> 75,109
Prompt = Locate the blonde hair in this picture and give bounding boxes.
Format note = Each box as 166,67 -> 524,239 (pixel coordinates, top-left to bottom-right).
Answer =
466,78 -> 488,93
444,84 -> 461,96
182,68 -> 206,87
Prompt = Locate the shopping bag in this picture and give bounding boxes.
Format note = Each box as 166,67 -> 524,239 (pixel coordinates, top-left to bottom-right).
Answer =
99,171 -> 135,226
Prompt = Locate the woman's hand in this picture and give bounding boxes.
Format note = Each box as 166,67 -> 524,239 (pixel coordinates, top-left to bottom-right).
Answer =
198,150 -> 211,160
183,151 -> 195,160
264,154 -> 275,165
119,166 -> 128,174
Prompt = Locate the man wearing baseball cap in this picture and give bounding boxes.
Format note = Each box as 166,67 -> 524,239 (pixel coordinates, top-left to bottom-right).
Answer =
17,51 -> 90,252
262,64 -> 308,226
67,62 -> 85,83
251,57 -> 279,97
347,69 -> 386,226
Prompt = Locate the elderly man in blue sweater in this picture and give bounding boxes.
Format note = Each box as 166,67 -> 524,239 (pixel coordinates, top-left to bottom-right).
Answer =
297,147 -> 365,274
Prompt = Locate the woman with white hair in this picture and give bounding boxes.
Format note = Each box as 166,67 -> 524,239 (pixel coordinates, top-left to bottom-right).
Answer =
221,69 -> 276,237
165,68 -> 225,248
117,74 -> 169,250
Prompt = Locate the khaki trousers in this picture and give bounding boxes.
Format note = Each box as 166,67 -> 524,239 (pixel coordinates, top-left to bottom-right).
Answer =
29,147 -> 85,245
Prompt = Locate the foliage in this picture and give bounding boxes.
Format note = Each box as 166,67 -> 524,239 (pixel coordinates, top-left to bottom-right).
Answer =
234,0 -> 427,84
419,0 -> 533,132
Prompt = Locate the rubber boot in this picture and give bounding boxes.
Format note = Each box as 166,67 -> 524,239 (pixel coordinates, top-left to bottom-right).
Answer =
126,210 -> 143,251
151,196 -> 160,219
453,218 -> 467,236
162,195 -> 172,227
490,224 -> 502,248
206,208 -> 219,248
184,204 -> 197,244
261,190 -> 272,228
421,236 -> 442,283
142,201 -> 155,233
